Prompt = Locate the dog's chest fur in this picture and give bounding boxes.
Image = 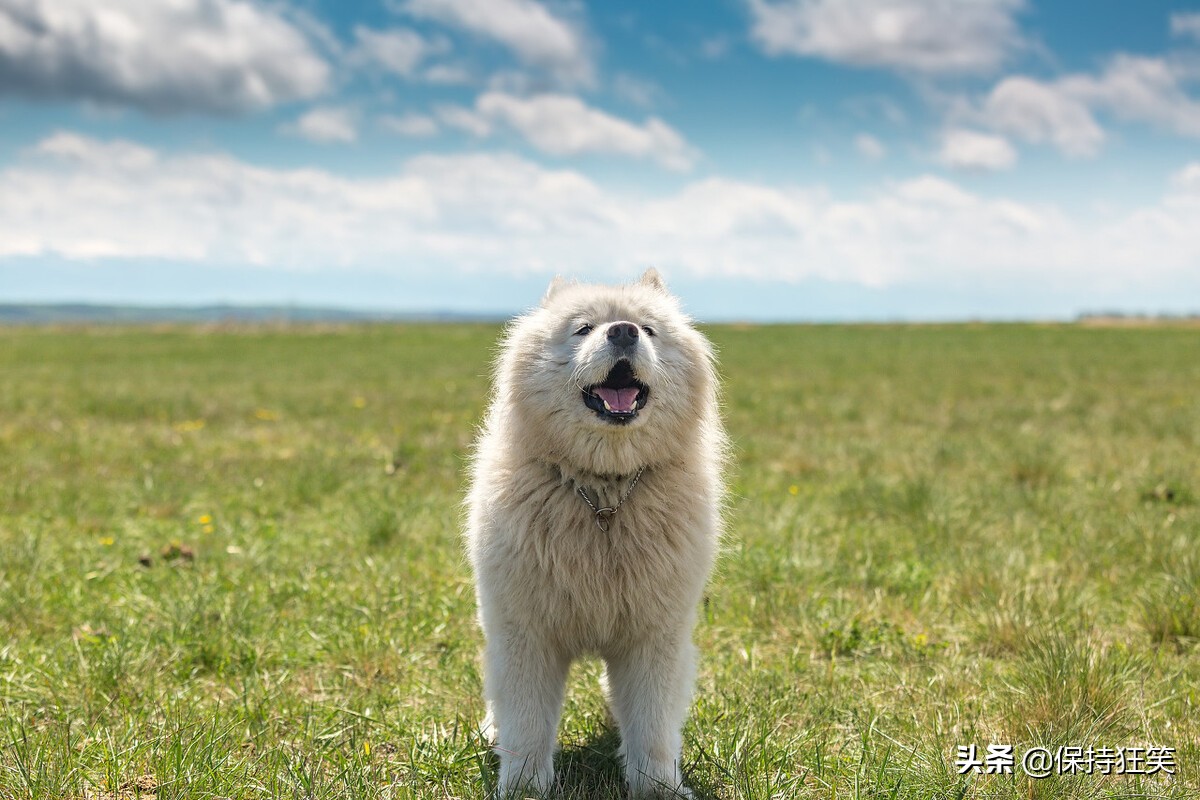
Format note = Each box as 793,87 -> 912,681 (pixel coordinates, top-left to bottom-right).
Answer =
473,460 -> 715,655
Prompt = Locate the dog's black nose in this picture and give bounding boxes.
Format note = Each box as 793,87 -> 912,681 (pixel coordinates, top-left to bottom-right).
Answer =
607,322 -> 640,349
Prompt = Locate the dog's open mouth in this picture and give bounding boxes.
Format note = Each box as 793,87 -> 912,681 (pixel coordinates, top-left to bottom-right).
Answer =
582,360 -> 649,424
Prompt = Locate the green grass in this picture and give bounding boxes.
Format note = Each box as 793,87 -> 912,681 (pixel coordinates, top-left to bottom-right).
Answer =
1,322 -> 1197,799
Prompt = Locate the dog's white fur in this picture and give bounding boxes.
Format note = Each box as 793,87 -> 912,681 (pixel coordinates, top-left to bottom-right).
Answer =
466,270 -> 725,797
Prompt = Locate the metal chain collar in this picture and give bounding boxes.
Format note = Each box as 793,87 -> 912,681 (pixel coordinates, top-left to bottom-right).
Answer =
575,466 -> 645,532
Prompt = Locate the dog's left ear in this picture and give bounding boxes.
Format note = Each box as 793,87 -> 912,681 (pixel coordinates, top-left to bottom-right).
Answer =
542,275 -> 570,306
639,268 -> 667,293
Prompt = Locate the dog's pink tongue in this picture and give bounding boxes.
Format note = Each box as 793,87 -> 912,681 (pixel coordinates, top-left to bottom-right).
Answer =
594,387 -> 639,412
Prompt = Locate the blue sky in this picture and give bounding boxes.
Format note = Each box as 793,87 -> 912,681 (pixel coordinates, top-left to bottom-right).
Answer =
2,0 -> 1200,320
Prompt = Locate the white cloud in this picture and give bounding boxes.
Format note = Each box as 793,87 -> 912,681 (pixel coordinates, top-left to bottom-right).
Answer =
970,56 -> 1200,157
981,76 -> 1105,157
485,69 -> 542,94
937,128 -> 1017,170
351,26 -> 447,78
440,92 -> 699,170
477,92 -> 697,170
1062,55 -> 1200,138
746,0 -> 1024,75
379,113 -> 439,137
423,64 -> 473,84
0,0 -> 329,114
612,74 -> 663,109
5,132 -> 1200,293
401,0 -> 593,85
436,104 -> 493,137
1171,12 -> 1200,41
1173,162 -> 1200,191
283,107 -> 358,144
854,133 -> 887,159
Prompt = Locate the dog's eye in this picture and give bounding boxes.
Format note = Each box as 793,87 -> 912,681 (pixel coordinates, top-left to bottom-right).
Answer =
574,324 -> 594,336
641,325 -> 656,337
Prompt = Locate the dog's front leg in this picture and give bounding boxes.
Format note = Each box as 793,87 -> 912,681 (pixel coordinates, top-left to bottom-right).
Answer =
484,631 -> 569,797
606,635 -> 697,798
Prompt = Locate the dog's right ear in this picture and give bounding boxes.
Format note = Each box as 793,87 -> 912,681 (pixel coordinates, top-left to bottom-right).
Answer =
638,268 -> 667,293
542,275 -> 569,306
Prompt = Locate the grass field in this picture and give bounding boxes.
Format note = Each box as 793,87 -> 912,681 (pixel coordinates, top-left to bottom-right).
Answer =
1,322 -> 1198,800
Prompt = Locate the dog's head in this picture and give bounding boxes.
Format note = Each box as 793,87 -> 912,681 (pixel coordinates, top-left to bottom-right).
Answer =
494,269 -> 718,475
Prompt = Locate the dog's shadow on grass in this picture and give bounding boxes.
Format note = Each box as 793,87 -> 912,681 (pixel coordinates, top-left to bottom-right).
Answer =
554,727 -> 720,800
475,725 -> 720,799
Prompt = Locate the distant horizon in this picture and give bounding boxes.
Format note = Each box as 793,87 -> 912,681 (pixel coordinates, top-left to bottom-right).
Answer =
6,255 -> 1200,325
3,299 -> 1198,327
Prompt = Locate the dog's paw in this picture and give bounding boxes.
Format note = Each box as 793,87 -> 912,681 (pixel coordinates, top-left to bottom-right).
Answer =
627,782 -> 692,799
627,775 -> 692,798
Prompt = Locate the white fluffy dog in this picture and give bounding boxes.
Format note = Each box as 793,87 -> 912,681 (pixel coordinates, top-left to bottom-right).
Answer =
466,270 -> 726,797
